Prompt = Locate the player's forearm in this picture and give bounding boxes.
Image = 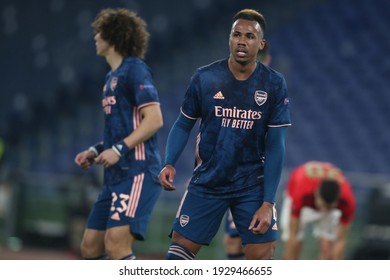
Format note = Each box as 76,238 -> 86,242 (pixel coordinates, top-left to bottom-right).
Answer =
115,104 -> 163,154
164,113 -> 196,166
263,126 -> 287,203
124,113 -> 163,149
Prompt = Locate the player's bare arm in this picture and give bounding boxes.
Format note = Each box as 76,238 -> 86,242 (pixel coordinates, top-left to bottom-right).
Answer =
122,104 -> 163,148
95,104 -> 163,169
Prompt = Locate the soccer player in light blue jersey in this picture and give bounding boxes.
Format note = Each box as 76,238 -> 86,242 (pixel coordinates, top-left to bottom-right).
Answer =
159,9 -> 291,260
74,8 -> 163,260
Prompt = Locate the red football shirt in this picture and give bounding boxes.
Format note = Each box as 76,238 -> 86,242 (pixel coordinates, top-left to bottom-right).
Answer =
286,161 -> 356,225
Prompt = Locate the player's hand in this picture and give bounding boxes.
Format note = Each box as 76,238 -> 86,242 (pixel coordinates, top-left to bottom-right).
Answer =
248,202 -> 274,234
159,164 -> 176,191
74,150 -> 96,169
95,148 -> 120,168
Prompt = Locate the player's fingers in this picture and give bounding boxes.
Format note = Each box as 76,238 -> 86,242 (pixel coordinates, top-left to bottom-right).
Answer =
160,176 -> 175,191
248,216 -> 259,231
158,168 -> 177,191
168,171 -> 175,183
257,220 -> 270,234
251,226 -> 262,234
159,170 -> 170,183
248,217 -> 269,234
163,184 -> 176,191
95,155 -> 102,164
101,158 -> 111,168
80,161 -> 90,169
75,154 -> 84,165
76,157 -> 90,169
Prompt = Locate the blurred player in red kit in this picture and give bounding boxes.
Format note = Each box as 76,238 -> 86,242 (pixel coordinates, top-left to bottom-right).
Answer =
280,161 -> 356,259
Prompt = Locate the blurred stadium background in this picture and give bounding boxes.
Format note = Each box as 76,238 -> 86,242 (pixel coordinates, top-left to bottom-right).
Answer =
0,0 -> 389,260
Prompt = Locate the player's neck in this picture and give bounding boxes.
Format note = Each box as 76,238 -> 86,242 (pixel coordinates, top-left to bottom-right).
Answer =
228,58 -> 257,81
105,50 -> 124,71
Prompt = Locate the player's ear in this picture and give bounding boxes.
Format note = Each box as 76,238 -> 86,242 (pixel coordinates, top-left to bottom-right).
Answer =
259,39 -> 266,51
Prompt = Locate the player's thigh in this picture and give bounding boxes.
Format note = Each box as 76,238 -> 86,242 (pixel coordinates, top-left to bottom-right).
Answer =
105,224 -> 134,247
171,230 -> 202,255
245,241 -> 276,260
80,228 -> 106,254
223,234 -> 243,254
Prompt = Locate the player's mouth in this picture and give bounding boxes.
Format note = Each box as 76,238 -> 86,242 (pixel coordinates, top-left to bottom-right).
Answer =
236,48 -> 247,57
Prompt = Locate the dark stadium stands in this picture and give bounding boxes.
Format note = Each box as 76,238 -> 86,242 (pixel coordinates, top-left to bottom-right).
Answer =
1,0 -> 389,176
266,0 -> 390,174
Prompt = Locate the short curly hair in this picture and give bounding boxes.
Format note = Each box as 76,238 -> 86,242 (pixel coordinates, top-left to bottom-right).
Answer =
91,8 -> 149,59
233,9 -> 266,38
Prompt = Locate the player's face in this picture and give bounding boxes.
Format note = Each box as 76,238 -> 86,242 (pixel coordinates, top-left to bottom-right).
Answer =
94,32 -> 111,57
229,19 -> 264,65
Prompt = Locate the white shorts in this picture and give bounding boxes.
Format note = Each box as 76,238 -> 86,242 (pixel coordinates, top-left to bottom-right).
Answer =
280,195 -> 341,241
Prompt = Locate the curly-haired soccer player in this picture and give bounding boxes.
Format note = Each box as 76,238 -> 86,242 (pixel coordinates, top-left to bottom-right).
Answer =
74,8 -> 163,260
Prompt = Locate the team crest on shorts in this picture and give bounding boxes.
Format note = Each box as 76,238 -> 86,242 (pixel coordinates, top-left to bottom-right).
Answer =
180,215 -> 189,227
254,90 -> 267,106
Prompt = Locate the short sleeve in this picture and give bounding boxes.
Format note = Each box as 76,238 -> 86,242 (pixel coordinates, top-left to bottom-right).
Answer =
180,71 -> 202,120
268,76 -> 291,127
128,62 -> 159,108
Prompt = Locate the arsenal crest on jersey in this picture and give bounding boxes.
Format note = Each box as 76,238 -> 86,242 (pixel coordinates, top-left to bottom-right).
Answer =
254,90 -> 268,106
180,215 -> 189,227
110,77 -> 118,91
